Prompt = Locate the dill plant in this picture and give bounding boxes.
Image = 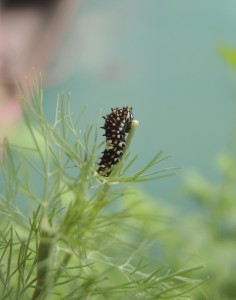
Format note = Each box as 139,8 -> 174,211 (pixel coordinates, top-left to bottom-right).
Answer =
0,75 -> 202,299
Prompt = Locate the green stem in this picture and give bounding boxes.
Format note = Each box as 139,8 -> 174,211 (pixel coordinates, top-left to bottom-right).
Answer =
32,216 -> 54,300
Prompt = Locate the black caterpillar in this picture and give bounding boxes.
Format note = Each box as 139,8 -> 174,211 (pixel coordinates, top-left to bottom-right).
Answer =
97,106 -> 133,177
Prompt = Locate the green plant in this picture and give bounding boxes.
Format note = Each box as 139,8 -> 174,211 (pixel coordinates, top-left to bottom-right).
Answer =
0,75 -> 202,299
174,151 -> 236,300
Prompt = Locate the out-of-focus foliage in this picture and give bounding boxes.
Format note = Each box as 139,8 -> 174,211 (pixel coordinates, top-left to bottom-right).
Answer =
183,152 -> 236,300
155,149 -> 236,300
218,44 -> 236,69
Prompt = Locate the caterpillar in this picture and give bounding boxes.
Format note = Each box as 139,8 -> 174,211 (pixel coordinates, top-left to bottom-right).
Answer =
97,106 -> 133,177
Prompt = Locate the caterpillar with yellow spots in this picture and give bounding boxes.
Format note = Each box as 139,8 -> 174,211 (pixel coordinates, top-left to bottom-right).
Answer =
97,107 -> 133,177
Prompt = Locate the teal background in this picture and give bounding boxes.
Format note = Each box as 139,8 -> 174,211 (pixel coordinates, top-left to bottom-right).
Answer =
44,0 -> 235,202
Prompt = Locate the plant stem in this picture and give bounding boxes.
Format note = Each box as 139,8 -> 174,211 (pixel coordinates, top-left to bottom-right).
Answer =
32,216 -> 54,300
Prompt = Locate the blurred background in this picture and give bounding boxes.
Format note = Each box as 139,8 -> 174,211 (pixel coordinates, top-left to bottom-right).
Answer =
1,0 -> 236,299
